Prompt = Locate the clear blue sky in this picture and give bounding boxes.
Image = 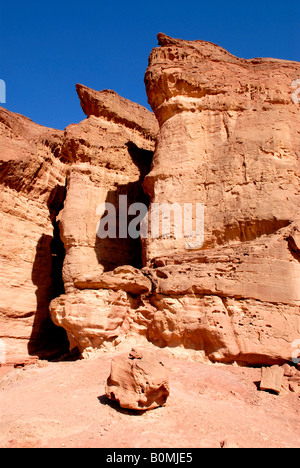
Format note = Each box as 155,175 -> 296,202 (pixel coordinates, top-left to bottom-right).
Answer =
1,0 -> 299,130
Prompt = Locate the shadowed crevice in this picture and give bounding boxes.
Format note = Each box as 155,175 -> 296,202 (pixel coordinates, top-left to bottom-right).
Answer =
95,142 -> 153,272
28,183 -> 69,360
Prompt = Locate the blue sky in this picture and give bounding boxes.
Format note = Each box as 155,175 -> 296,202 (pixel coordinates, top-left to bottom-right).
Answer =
1,0 -> 299,130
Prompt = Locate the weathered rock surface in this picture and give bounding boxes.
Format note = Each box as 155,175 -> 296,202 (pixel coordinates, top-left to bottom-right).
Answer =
76,84 -> 158,141
74,265 -> 152,295
105,348 -> 170,410
50,289 -> 135,353
58,85 -> 157,294
0,85 -> 158,363
1,34 -> 300,367
0,108 -> 69,362
260,365 -> 285,394
143,33 -> 300,260
137,33 -> 300,365
136,222 -> 300,364
49,86 -> 158,356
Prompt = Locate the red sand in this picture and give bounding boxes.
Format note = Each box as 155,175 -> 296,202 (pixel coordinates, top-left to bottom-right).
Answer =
0,354 -> 299,448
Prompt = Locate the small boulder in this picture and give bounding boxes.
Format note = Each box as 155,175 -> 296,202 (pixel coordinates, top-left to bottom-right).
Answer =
74,265 -> 152,295
105,348 -> 170,411
260,365 -> 284,395
282,363 -> 296,377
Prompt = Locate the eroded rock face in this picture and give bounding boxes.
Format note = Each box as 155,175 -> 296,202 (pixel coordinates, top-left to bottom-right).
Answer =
2,34 -> 300,367
50,289 -> 135,353
0,85 -> 158,363
136,33 -> 300,364
49,86 -> 158,356
58,85 -> 158,293
76,84 -> 158,141
105,348 -> 170,410
74,265 -> 152,295
143,33 -> 300,260
0,108 -> 69,362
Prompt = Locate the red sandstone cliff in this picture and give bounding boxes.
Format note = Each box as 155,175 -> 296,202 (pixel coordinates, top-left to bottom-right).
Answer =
1,34 -> 300,366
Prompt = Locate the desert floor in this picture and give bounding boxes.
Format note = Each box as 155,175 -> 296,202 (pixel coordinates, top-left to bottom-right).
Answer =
1,350 -> 299,449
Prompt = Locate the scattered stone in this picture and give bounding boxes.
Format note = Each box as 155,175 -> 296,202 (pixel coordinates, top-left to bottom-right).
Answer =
282,363 -> 296,377
260,365 -> 284,394
12,356 -> 39,368
289,382 -> 299,393
105,348 -> 170,411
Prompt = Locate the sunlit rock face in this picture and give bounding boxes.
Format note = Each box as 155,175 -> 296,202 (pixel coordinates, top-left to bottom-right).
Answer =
2,34 -> 300,366
0,107 -> 68,362
143,33 -> 300,261
140,33 -> 300,364
0,85 -> 158,362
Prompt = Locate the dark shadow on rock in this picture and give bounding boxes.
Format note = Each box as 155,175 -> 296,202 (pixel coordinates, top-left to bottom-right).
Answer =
287,235 -> 300,262
97,394 -> 147,416
29,234 -> 68,359
51,346 -> 81,362
28,184 -> 70,360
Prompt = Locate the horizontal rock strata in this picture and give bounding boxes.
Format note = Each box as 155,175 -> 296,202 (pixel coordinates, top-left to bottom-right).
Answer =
105,348 -> 170,410
2,34 -> 300,367
0,85 -> 158,362
0,108 -> 68,362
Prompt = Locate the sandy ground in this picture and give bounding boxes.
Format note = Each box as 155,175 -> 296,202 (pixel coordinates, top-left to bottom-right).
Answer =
0,349 -> 299,449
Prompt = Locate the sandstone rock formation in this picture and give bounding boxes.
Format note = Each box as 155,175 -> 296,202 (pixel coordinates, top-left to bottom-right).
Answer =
0,108 -> 69,363
49,86 -> 158,354
74,265 -> 152,295
59,84 -> 158,293
1,33 -> 300,367
138,33 -> 300,364
105,348 -> 170,410
143,33 -> 300,259
260,365 -> 285,394
0,85 -> 158,362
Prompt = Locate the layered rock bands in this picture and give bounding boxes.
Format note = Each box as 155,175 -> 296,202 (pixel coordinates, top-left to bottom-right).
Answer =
1,34 -> 300,365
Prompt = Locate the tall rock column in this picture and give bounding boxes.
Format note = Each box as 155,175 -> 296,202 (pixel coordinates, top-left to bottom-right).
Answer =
140,34 -> 300,364
49,85 -> 159,354
144,33 -> 300,261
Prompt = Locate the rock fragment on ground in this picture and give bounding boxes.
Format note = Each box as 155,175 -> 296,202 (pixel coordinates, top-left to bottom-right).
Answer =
105,348 -> 170,411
